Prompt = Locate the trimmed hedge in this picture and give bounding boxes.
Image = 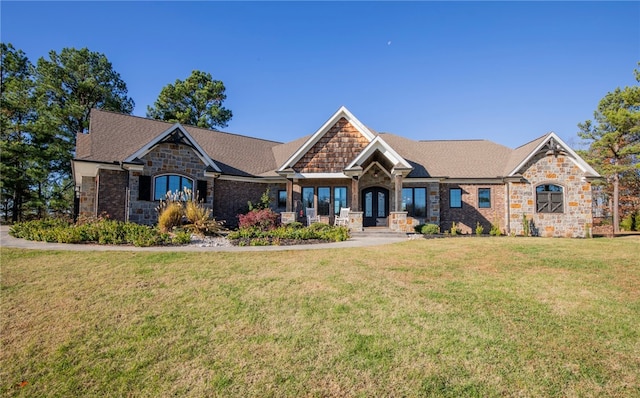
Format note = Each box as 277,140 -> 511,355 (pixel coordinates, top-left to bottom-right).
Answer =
9,219 -> 174,247
228,223 -> 349,246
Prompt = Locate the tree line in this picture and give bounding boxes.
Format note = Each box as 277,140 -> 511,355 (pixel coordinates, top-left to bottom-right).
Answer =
1,43 -> 638,232
1,43 -> 232,222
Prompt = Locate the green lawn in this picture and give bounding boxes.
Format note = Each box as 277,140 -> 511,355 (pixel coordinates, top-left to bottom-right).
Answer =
1,237 -> 639,397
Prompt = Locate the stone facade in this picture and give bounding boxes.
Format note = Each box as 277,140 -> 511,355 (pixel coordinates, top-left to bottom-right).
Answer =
509,152 -> 593,238
440,183 -> 506,234
79,176 -> 96,220
128,142 -> 216,225
294,118 -> 370,173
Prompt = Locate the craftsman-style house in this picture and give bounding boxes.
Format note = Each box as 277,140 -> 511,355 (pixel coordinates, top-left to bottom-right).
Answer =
72,106 -> 600,237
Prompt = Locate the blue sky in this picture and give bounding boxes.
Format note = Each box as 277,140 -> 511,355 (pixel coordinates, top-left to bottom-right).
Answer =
2,1 -> 639,149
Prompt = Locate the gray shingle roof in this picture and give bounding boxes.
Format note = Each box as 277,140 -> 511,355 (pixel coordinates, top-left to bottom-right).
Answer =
380,133 -> 514,178
77,109 -> 560,179
79,109 -> 287,176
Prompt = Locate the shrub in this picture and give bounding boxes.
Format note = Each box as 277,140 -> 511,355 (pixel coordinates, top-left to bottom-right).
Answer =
522,214 -> 530,236
184,200 -> 223,235
287,221 -> 304,229
421,223 -> 440,235
450,222 -> 460,235
228,224 -> 349,245
490,223 -> 502,236
475,222 -> 484,236
10,219 -> 172,247
157,201 -> 183,233
238,208 -> 280,231
621,210 -> 640,231
247,188 -> 272,211
172,230 -> 193,245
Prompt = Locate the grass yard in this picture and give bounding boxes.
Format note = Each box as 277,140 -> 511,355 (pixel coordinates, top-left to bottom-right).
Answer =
1,237 -> 639,397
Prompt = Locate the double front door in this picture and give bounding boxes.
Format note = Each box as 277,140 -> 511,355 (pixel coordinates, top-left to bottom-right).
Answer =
362,187 -> 389,227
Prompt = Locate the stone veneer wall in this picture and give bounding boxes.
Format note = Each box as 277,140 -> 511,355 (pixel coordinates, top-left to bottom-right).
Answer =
439,183 -> 506,234
213,179 -> 286,228
358,169 -> 395,211
79,176 -> 97,220
509,152 -> 592,238
402,181 -> 441,226
96,169 -> 128,221
294,118 -> 370,173
128,143 -> 216,225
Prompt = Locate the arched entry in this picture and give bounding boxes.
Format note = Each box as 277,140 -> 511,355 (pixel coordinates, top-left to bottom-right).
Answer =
362,187 -> 389,227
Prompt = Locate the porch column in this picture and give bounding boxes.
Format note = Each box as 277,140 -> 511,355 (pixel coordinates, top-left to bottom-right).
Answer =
351,178 -> 360,211
286,179 -> 293,212
394,173 -> 403,211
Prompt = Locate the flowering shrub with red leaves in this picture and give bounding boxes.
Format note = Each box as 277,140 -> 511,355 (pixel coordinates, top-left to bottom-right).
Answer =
238,208 -> 280,231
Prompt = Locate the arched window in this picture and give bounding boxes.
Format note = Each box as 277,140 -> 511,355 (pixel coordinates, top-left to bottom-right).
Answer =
536,184 -> 563,213
154,175 -> 193,200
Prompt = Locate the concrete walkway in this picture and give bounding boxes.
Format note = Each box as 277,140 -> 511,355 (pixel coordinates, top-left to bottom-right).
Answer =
0,225 -> 408,252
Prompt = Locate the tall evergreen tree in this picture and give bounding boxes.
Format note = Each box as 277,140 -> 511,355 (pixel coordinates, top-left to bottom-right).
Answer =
578,64 -> 640,232
0,43 -> 37,221
33,47 -> 135,215
147,70 -> 232,129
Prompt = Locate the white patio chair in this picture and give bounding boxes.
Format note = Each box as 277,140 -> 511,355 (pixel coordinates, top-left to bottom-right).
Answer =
306,207 -> 320,226
335,207 -> 350,227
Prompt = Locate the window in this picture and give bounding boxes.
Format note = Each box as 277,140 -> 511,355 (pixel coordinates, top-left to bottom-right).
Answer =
334,187 -> 347,215
536,184 -> 563,213
402,187 -> 427,217
478,188 -> 491,208
318,187 -> 330,216
277,190 -> 287,208
302,187 -> 314,214
450,188 -> 462,208
154,175 -> 193,200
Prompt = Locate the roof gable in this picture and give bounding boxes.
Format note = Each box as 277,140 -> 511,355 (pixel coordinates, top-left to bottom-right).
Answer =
277,106 -> 376,173
507,132 -> 600,177
345,136 -> 413,175
124,123 -> 222,172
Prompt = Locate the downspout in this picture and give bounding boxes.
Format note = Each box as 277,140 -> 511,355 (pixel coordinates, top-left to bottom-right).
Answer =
94,174 -> 100,218
125,166 -> 130,223
506,181 -> 511,235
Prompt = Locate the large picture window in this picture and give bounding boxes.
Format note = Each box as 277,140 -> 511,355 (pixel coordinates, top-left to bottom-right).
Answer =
154,175 -> 193,201
318,187 -> 330,216
478,188 -> 491,208
334,187 -> 347,215
402,187 -> 427,217
536,184 -> 563,213
302,187 -> 314,215
450,188 -> 462,208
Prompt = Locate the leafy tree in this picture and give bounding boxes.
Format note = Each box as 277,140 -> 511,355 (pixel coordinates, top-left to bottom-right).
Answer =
578,64 -> 640,232
33,47 -> 134,215
34,47 -> 134,174
147,70 -> 232,129
0,43 -> 37,222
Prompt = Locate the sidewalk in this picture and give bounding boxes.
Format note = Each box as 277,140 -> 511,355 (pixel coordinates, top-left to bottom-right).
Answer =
0,225 -> 408,252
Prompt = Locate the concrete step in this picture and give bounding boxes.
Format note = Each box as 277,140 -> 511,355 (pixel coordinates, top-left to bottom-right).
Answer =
350,227 -> 407,238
